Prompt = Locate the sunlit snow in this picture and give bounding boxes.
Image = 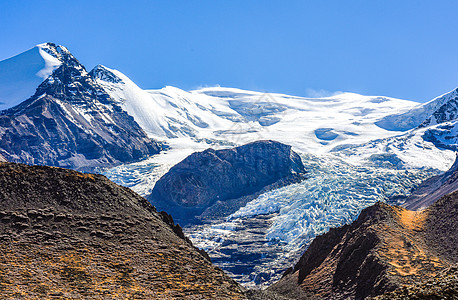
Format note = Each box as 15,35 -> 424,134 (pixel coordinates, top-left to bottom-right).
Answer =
0,44 -> 62,110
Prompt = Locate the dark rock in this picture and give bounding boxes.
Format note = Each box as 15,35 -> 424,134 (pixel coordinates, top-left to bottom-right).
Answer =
149,140 -> 306,225
158,211 -> 190,243
372,266 -> 458,300
419,91 -> 458,128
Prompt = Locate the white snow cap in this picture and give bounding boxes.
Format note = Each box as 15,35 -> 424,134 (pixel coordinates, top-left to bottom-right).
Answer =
0,43 -> 63,110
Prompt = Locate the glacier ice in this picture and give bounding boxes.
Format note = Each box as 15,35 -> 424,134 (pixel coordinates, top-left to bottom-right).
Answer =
183,153 -> 439,288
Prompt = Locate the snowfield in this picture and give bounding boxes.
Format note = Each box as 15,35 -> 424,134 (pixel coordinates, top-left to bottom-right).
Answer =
0,43 -> 62,110
94,65 -> 420,156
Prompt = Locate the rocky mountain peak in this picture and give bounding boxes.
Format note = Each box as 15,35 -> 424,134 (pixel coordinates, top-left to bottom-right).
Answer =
0,44 -> 162,171
90,64 -> 123,84
27,44 -> 113,107
419,87 -> 458,128
38,42 -> 80,66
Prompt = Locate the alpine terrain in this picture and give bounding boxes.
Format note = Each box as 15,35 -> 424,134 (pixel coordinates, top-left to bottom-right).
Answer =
0,43 -> 161,171
1,43 -> 458,292
267,157 -> 458,299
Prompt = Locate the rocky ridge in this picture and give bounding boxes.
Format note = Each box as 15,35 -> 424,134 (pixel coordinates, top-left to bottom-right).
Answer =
0,162 -> 245,299
402,154 -> 458,210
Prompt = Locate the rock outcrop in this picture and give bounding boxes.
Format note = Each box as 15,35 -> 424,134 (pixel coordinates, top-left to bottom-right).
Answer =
372,266 -> 458,300
0,162 -> 245,299
0,43 -> 161,172
148,140 -> 306,225
0,153 -> 6,162
269,192 -> 457,299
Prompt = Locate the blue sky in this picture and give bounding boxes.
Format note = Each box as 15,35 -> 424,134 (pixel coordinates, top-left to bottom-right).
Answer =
1,0 -> 458,102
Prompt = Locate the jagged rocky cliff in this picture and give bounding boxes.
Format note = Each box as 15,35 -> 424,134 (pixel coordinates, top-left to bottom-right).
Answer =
0,162 -> 245,299
148,140 -> 306,225
0,43 -> 161,171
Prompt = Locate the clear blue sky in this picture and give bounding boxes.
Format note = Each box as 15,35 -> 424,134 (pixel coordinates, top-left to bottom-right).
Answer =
1,0 -> 458,102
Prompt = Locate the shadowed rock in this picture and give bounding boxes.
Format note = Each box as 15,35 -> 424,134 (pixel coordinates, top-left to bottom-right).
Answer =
148,140 -> 306,225
402,154 -> 458,210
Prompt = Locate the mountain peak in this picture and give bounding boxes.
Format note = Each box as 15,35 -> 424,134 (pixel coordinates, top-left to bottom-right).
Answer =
37,42 -> 71,58
90,64 -> 123,84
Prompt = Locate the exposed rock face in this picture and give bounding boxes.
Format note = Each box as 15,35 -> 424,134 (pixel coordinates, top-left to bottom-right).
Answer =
0,153 -> 5,162
403,154 -> 458,210
0,162 -> 245,299
0,43 -> 161,172
269,194 -> 457,300
148,140 -> 306,225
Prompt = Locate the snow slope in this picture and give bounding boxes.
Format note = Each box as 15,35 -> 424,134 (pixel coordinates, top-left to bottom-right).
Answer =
334,122 -> 457,171
0,43 -> 62,110
94,65 -> 419,157
376,87 -> 458,131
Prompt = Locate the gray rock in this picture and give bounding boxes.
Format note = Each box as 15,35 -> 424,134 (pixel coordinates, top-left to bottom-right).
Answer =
148,140 -> 306,225
403,154 -> 458,210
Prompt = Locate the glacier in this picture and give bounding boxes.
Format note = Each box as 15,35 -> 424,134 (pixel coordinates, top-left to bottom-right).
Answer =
182,153 -> 439,288
96,64 -> 458,288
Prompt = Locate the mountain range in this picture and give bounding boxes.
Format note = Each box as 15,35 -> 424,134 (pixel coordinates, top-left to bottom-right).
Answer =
0,43 -> 457,297
2,43 -> 458,173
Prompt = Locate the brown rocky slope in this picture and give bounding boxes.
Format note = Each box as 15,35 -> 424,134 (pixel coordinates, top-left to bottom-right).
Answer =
268,189 -> 457,299
0,162 -> 245,299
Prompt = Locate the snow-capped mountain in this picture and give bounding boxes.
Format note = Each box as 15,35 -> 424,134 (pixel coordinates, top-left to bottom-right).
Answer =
95,64 -> 418,151
0,43 -> 161,171
3,43 -> 458,288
